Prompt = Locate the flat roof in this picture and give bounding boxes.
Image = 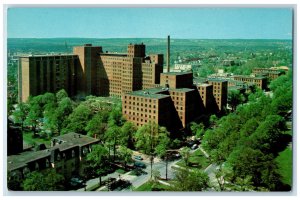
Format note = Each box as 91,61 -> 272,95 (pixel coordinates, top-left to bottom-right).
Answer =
207,78 -> 228,82
126,87 -> 170,99
196,83 -> 212,87
19,54 -> 77,58
161,72 -> 193,76
193,77 -> 208,84
228,86 -> 245,91
233,75 -> 266,79
99,53 -> 127,57
169,88 -> 195,93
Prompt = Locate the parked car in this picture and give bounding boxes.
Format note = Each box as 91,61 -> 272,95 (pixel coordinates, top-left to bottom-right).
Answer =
134,161 -> 146,169
69,176 -> 84,187
134,155 -> 143,160
191,144 -> 198,150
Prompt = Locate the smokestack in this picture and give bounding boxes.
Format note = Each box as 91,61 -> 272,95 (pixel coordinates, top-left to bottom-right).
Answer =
167,35 -> 170,72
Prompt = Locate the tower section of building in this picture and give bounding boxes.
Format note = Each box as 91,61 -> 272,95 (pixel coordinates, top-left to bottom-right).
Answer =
207,79 -> 228,112
73,44 -> 103,96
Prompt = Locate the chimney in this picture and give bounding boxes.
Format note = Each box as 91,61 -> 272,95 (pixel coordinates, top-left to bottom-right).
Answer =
167,35 -> 170,72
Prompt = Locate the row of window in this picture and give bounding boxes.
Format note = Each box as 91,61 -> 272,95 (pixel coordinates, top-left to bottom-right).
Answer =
124,107 -> 157,113
124,101 -> 156,107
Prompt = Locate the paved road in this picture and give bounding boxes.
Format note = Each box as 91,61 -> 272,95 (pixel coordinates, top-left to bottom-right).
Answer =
76,157 -> 179,191
77,145 -> 218,192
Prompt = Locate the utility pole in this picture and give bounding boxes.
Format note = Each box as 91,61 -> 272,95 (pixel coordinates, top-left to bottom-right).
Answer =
165,153 -> 168,180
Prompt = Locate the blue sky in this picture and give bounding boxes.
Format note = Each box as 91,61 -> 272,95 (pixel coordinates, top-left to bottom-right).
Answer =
7,7 -> 293,39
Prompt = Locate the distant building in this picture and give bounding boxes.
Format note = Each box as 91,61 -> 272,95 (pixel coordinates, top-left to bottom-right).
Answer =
222,59 -> 235,66
7,133 -> 99,184
173,64 -> 194,71
18,43 -> 163,102
252,68 -> 286,81
232,75 -> 267,90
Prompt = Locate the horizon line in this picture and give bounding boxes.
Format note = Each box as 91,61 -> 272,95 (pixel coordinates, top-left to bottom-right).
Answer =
7,37 -> 293,40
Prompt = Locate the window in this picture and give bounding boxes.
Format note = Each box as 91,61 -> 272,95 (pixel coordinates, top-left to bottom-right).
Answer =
35,162 -> 39,170
56,154 -> 60,161
45,159 -> 50,168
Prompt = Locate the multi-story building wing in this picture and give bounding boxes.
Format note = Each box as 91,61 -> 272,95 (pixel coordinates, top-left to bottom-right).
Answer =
208,78 -> 228,112
18,54 -> 79,102
232,75 -> 267,90
73,44 -> 102,95
122,72 -> 228,133
252,68 -> 285,81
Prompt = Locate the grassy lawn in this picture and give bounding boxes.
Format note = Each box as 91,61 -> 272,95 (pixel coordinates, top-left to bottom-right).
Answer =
177,149 -> 210,170
276,147 -> 292,186
23,132 -> 51,147
116,168 -> 126,174
134,181 -> 170,191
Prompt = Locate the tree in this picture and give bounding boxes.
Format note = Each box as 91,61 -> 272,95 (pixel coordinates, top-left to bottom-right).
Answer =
179,147 -> 190,166
171,168 -> 210,191
120,121 -> 137,148
22,169 -> 65,191
154,127 -> 170,158
134,122 -> 170,179
12,102 -> 29,132
86,145 -> 109,185
209,114 -> 218,128
108,102 -> 124,127
227,146 -> 281,190
190,122 -> 205,139
134,122 -> 170,157
24,103 -> 41,136
62,104 -> 93,134
44,96 -> 73,136
117,146 -> 133,169
249,115 -> 285,153
230,176 -> 255,191
215,166 -> 233,191
56,89 -> 68,102
105,125 -> 122,161
85,111 -> 109,140
228,90 -> 244,111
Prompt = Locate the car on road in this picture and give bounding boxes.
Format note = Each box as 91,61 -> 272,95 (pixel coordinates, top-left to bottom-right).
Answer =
69,176 -> 84,188
191,144 -> 198,150
133,155 -> 143,160
134,161 -> 146,169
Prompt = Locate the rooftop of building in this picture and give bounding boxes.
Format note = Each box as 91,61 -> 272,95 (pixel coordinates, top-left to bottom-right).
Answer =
126,87 -> 170,99
99,53 -> 127,57
193,77 -> 208,84
52,132 -> 99,148
161,71 -> 193,76
207,78 -> 229,83
232,75 -> 266,79
7,132 -> 99,172
19,54 -> 77,58
196,83 -> 212,87
228,85 -> 246,91
8,149 -> 51,171
169,88 -> 195,93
